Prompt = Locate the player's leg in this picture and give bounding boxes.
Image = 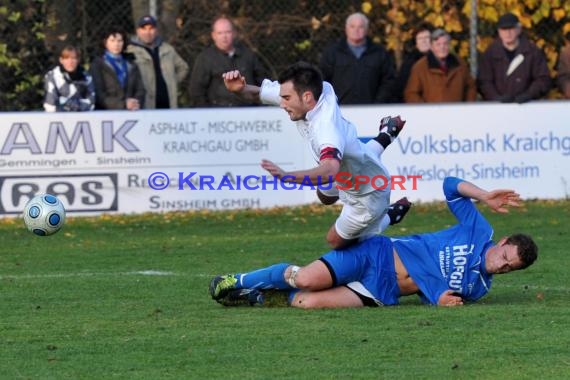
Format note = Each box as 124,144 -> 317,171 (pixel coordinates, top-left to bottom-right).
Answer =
209,262 -> 291,300
218,286 -> 366,308
374,115 -> 406,149
326,224 -> 358,249
357,190 -> 412,236
325,191 -> 367,249
338,189 -> 394,241
216,286 -> 362,308
387,197 -> 412,225
291,286 -> 365,309
285,259 -> 334,290
209,259 -> 335,301
216,239 -> 385,308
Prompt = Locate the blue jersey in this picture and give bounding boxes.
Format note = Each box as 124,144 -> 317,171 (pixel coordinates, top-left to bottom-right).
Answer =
392,177 -> 494,305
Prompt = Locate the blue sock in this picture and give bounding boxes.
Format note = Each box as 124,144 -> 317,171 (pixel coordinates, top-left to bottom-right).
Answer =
237,263 -> 292,290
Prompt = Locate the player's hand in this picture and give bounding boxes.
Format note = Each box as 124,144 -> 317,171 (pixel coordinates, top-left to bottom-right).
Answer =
438,290 -> 464,307
261,159 -> 286,179
482,189 -> 523,213
222,70 -> 246,93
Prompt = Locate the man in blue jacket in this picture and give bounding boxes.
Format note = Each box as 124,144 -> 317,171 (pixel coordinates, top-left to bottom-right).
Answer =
210,177 -> 538,308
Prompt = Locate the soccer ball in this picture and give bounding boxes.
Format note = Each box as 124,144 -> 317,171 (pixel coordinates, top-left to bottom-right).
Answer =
23,194 -> 66,236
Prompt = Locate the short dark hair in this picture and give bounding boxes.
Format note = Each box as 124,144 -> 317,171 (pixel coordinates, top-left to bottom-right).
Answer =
278,62 -> 323,101
101,26 -> 128,54
506,233 -> 538,269
413,22 -> 433,38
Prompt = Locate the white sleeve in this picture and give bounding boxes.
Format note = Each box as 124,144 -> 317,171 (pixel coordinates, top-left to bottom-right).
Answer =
259,79 -> 281,106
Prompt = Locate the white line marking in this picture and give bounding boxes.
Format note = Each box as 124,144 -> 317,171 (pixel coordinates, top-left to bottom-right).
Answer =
0,270 -> 179,280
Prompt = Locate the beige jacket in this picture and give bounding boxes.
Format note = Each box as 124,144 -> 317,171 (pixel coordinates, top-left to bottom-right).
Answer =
127,39 -> 189,108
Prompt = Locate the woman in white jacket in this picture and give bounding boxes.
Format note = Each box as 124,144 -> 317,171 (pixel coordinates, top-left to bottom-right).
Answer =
43,45 -> 95,112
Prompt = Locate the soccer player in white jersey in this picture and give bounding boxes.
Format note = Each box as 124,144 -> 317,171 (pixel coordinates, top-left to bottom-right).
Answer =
223,62 -> 409,250
210,177 -> 538,308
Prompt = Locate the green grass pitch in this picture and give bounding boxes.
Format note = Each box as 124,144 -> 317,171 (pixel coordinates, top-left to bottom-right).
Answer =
1,199 -> 569,379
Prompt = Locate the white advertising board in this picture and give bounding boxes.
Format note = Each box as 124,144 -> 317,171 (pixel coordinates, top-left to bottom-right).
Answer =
0,107 -> 307,215
342,101 -> 570,202
0,102 -> 568,217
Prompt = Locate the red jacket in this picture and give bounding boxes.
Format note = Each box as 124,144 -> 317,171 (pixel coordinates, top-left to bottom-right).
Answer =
404,51 -> 477,103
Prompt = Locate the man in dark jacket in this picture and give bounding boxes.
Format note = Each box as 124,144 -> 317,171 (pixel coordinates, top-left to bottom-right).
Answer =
189,17 -> 267,107
319,12 -> 396,104
477,12 -> 551,103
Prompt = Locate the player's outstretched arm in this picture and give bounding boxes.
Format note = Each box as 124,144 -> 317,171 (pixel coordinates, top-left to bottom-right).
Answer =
261,158 -> 340,184
222,70 -> 261,103
457,180 -> 523,213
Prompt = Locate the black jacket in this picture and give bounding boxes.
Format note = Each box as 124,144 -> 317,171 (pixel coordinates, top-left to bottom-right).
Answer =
189,43 -> 267,107
319,37 -> 396,104
90,53 -> 146,110
477,35 -> 551,101
393,49 -> 426,103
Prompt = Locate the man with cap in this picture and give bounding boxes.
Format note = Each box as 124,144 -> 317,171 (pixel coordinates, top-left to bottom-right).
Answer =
127,15 -> 189,109
477,12 -> 551,103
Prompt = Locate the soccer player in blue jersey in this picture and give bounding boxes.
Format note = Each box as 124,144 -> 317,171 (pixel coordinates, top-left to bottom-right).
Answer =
209,176 -> 538,307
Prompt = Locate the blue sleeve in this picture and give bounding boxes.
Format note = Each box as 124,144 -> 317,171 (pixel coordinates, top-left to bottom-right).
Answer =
443,176 -> 465,201
442,177 -> 492,231
418,277 -> 451,305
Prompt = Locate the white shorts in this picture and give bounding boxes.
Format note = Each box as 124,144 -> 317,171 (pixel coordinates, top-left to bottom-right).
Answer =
318,184 -> 339,198
346,281 -> 384,306
334,189 -> 390,240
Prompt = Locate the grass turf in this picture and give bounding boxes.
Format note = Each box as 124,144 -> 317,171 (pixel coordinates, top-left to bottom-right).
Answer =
1,200 -> 569,379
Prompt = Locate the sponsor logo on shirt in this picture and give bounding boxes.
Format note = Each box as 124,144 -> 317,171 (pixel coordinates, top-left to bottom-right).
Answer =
439,244 -> 474,291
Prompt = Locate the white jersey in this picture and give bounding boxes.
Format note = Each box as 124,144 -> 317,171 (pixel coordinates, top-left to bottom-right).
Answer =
259,79 -> 389,196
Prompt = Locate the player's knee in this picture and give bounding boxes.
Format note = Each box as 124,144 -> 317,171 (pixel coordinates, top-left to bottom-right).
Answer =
326,235 -> 355,250
285,267 -> 317,290
292,271 -> 313,289
291,292 -> 319,309
326,233 -> 343,249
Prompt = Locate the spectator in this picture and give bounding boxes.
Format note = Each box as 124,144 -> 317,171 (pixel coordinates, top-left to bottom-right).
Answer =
319,12 -> 396,104
189,16 -> 267,107
404,29 -> 476,103
43,45 -> 95,112
90,27 -> 145,110
393,23 -> 432,103
127,15 -> 189,109
556,32 -> 570,99
478,12 -> 551,103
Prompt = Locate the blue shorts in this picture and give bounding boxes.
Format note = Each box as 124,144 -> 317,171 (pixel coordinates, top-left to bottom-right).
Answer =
320,236 -> 400,306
